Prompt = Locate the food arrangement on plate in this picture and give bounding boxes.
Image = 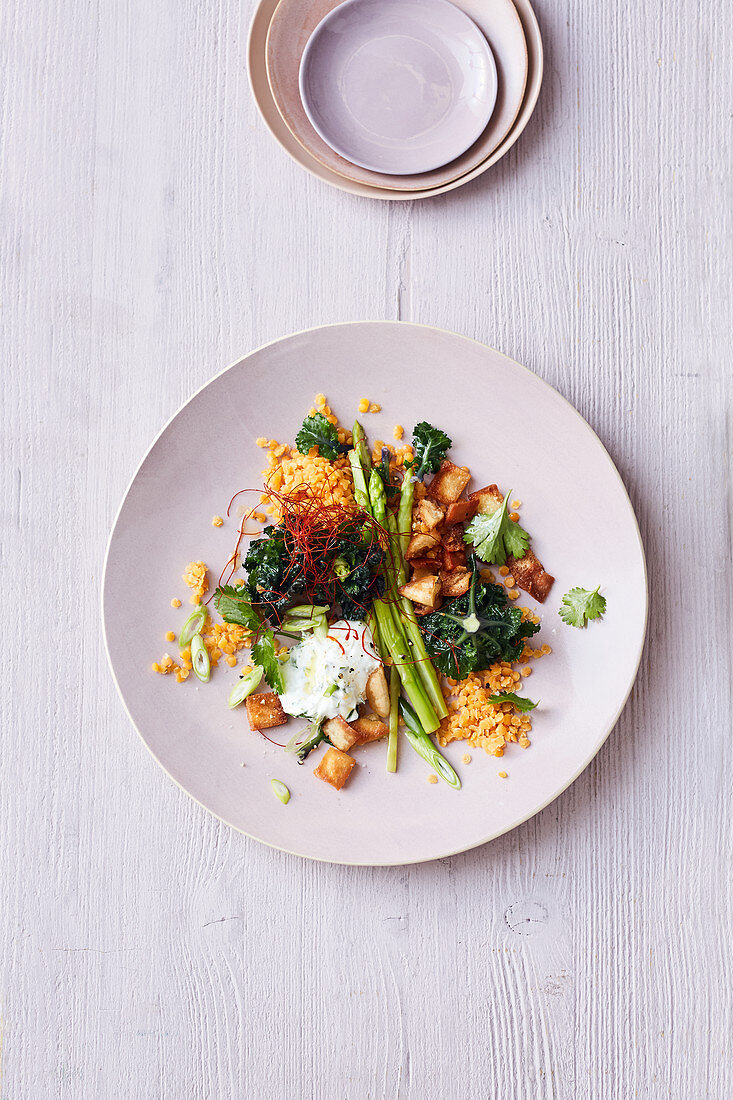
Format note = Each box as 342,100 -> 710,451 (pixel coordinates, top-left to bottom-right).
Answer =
152,393 -> 606,801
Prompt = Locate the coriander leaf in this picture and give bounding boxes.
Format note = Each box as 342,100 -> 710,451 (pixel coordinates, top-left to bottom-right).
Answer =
559,586 -> 607,628
251,629 -> 285,692
213,585 -> 262,631
409,422 -> 452,480
464,491 -> 529,566
487,691 -> 538,712
295,411 -> 345,460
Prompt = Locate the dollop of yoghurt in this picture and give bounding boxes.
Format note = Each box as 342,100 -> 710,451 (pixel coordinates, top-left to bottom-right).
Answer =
278,619 -> 381,724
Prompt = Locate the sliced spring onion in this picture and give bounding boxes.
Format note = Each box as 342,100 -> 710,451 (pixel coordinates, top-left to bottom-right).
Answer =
282,604 -> 329,620
179,604 -> 208,646
284,723 -> 324,762
271,779 -> 290,805
324,683 -> 339,697
227,665 -> 263,708
190,634 -> 211,683
399,698 -> 460,790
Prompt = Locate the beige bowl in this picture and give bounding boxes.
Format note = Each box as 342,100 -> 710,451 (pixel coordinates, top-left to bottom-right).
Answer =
266,0 -> 528,191
247,0 -> 543,200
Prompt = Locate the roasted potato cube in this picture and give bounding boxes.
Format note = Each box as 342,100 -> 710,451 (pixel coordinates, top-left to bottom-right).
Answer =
440,568 -> 471,598
406,531 -> 441,558
441,526 -> 465,553
445,499 -> 478,526
399,572 -> 442,608
351,716 -> 389,743
245,692 -> 287,731
406,557 -> 440,572
313,747 -> 356,790
507,549 -> 555,603
427,460 -> 471,505
416,499 -> 445,530
414,598 -> 441,616
365,667 -> 390,718
468,484 -> 504,515
442,547 -> 467,571
322,715 -> 359,752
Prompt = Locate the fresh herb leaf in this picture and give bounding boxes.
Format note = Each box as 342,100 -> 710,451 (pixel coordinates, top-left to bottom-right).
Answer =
409,422 -> 452,480
420,566 -> 539,679
464,492 -> 529,566
559,586 -> 607,627
295,411 -> 346,460
251,629 -> 285,692
213,584 -> 262,631
487,691 -> 538,713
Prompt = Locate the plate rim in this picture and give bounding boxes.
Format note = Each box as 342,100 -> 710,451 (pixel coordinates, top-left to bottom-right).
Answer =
297,0 -> 499,176
102,320 -> 649,866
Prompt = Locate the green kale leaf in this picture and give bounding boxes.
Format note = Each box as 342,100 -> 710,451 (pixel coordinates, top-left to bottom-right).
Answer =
419,565 -> 539,679
295,411 -> 347,460
408,422 -> 452,480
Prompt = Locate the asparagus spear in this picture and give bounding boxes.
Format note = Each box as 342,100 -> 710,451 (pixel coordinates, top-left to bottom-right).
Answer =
373,473 -> 448,719
372,598 -> 439,733
387,660 -> 400,773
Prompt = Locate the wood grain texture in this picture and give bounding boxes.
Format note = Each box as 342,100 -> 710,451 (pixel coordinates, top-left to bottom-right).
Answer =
1,0 -> 731,1095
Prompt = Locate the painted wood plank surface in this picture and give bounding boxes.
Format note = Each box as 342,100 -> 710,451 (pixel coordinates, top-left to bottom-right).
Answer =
1,0 -> 730,1096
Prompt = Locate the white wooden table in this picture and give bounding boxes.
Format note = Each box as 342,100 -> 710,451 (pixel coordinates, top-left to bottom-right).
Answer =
2,0 -> 731,1095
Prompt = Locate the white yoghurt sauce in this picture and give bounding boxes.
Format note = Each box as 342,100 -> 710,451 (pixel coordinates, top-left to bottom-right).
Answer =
278,619 -> 381,724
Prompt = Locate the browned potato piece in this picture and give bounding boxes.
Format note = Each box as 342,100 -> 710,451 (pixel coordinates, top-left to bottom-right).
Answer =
322,715 -> 359,752
427,460 -> 471,505
507,549 -> 555,603
440,568 -> 471,598
414,598 -> 441,616
406,531 -> 441,559
416,499 -> 445,530
313,747 -> 356,790
468,484 -> 504,515
351,716 -> 389,743
441,525 -> 465,552
245,692 -> 287,731
399,572 -> 442,608
442,547 -> 467,571
406,557 -> 440,572
445,499 -> 478,526
365,667 -> 390,718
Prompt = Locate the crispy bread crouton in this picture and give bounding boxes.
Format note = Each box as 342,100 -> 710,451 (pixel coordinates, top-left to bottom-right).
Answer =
365,667 -> 390,718
507,549 -> 554,603
427,460 -> 471,505
399,572 -> 442,608
442,547 -> 467,571
441,526 -> 465,553
440,568 -> 471,598
313,747 -> 356,790
468,484 -> 504,515
407,557 -> 440,572
445,499 -> 478,526
245,692 -> 287,731
416,499 -> 445,531
414,598 -> 441,616
406,531 -> 441,558
322,715 -> 359,752
351,716 -> 389,743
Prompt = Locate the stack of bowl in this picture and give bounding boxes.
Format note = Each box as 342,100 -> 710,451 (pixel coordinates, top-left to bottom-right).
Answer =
248,0 -> 543,200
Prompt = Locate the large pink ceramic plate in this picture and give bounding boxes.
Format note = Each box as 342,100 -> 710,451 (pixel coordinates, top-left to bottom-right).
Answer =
103,323 -> 647,865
